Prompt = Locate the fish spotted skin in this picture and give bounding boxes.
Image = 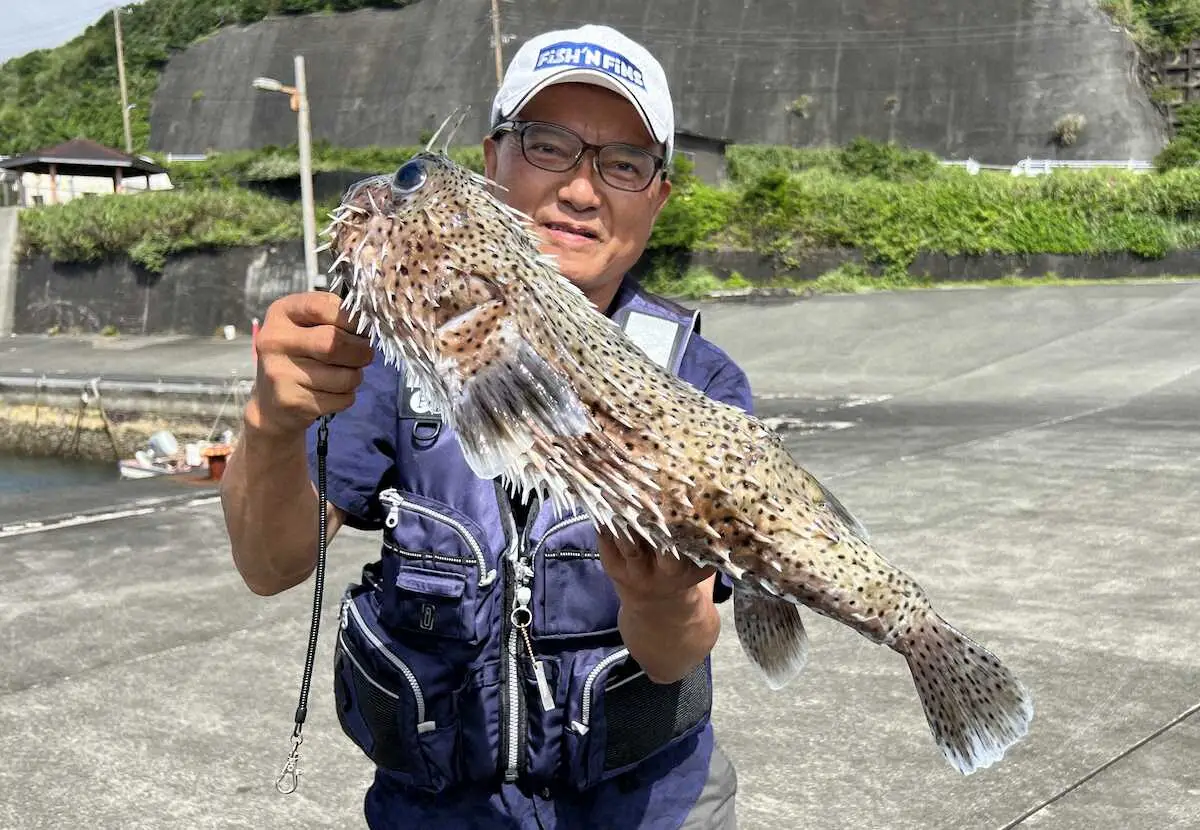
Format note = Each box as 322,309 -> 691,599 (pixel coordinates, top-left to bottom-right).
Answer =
324,151 -> 1034,776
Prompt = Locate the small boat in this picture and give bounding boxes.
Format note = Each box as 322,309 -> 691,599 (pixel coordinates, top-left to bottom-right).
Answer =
118,452 -> 195,480
117,430 -> 199,480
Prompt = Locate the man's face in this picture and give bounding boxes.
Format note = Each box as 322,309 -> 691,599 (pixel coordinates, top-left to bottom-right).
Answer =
483,83 -> 672,311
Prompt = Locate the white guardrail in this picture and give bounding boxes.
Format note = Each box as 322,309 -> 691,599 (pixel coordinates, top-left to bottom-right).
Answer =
941,157 -> 1157,176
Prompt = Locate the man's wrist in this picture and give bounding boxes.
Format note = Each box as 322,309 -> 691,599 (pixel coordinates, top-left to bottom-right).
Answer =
242,397 -> 309,448
616,581 -> 709,624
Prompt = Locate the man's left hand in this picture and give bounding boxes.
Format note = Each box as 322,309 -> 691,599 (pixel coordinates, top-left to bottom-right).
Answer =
597,530 -> 721,684
597,531 -> 715,605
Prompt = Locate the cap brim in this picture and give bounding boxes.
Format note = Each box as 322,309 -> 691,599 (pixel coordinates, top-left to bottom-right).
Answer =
496,67 -> 666,150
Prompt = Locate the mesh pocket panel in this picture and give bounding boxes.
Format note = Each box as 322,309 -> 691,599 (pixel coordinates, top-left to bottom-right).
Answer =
337,646 -> 412,772
602,661 -> 711,770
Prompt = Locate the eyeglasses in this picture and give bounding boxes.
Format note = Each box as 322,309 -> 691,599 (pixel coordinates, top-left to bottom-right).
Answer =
490,120 -> 665,192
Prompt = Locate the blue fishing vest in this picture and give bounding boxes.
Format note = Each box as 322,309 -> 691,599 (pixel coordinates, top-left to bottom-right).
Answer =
331,282 -> 720,796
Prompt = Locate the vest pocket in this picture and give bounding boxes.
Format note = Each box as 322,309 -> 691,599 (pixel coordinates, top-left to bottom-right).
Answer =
378,487 -> 501,645
333,587 -> 461,794
386,563 -> 473,639
563,648 -> 713,790
534,549 -> 621,638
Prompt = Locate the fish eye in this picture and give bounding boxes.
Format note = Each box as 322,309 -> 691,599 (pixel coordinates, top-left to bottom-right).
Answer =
392,160 -> 427,196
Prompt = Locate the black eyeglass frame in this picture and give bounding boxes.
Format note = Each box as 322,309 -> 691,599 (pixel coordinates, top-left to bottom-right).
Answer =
489,119 -> 667,192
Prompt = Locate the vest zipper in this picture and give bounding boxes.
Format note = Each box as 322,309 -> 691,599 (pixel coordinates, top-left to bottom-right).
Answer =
571,647 -> 630,735
542,550 -> 598,560
529,514 -> 591,559
379,488 -> 497,587
503,489 -> 540,781
341,595 -> 436,732
381,538 -> 476,566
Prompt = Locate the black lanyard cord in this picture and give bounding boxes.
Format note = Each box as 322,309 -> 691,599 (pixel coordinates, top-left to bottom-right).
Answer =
276,414 -> 332,794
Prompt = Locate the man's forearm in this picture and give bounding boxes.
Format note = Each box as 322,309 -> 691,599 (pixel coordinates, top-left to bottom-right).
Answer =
220,404 -> 330,595
617,576 -> 721,684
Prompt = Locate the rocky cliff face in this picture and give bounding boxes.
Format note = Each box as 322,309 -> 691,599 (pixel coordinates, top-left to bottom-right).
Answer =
149,0 -> 1167,163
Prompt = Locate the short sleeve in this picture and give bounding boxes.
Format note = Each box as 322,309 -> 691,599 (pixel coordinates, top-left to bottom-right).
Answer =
701,358 -> 754,416
305,351 -> 399,531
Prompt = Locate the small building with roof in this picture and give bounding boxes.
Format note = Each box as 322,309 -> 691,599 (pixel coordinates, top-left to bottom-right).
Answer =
672,128 -> 732,186
0,138 -> 173,207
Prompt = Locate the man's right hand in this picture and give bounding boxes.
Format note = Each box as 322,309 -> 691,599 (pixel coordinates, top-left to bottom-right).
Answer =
246,291 -> 375,438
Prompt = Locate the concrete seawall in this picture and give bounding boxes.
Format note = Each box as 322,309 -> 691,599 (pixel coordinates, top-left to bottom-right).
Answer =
0,336 -> 255,461
0,375 -> 251,461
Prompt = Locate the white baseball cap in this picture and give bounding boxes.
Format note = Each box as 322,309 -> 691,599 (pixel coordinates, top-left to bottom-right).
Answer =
490,24 -> 675,163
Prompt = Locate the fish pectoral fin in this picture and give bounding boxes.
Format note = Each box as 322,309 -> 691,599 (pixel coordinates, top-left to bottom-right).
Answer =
733,581 -> 810,691
438,307 -> 591,480
808,473 -> 871,541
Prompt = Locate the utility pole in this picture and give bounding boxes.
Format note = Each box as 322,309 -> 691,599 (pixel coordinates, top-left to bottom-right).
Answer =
490,0 -> 504,87
252,56 -> 320,290
113,6 -> 133,154
294,55 -> 319,289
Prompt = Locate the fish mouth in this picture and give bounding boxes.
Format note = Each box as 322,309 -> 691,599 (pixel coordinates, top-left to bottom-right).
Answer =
542,221 -> 601,241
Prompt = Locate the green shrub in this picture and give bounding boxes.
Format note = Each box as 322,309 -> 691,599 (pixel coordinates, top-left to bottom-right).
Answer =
648,164 -> 1200,273
725,145 -> 841,182
18,188 -> 299,271
20,139 -> 1200,280
1155,103 -> 1200,172
1101,0 -> 1200,52
836,137 -> 940,181
649,176 -> 737,251
163,143 -> 485,189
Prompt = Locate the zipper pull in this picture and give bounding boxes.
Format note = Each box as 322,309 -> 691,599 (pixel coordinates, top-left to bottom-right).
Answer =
510,602 -> 557,712
531,660 -> 556,712
379,488 -> 402,529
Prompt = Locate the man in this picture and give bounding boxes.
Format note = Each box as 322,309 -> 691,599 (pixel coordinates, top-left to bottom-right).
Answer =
221,23 -> 752,829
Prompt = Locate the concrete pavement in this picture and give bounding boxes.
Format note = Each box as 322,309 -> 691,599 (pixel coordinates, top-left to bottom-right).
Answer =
0,331 -> 255,382
2,281 -> 1199,829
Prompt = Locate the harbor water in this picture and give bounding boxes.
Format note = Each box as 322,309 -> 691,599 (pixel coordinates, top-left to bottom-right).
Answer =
0,453 -> 120,495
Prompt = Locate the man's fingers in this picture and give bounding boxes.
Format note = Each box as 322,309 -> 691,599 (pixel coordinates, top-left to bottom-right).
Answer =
269,315 -> 373,368
261,379 -> 358,422
605,533 -> 643,561
321,325 -> 374,368
281,291 -> 352,330
289,357 -> 364,395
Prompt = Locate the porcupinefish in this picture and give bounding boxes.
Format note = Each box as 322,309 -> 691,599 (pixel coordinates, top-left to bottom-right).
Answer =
321,147 -> 1033,776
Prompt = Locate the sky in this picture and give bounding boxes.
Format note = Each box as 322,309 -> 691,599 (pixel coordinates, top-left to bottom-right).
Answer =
0,0 -> 144,65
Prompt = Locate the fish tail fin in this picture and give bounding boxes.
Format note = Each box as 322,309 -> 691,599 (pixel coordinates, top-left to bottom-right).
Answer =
901,615 -> 1034,775
733,582 -> 809,691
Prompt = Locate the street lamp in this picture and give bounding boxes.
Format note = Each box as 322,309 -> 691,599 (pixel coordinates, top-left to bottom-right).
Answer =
252,55 -> 320,290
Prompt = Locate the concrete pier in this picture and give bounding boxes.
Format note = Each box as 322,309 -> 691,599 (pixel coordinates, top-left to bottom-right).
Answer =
1,282 -> 1198,829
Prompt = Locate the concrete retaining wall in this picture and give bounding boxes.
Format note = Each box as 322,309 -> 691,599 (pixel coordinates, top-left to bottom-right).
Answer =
10,242 -> 1200,336
149,0 -> 1168,163
14,242 -> 309,336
